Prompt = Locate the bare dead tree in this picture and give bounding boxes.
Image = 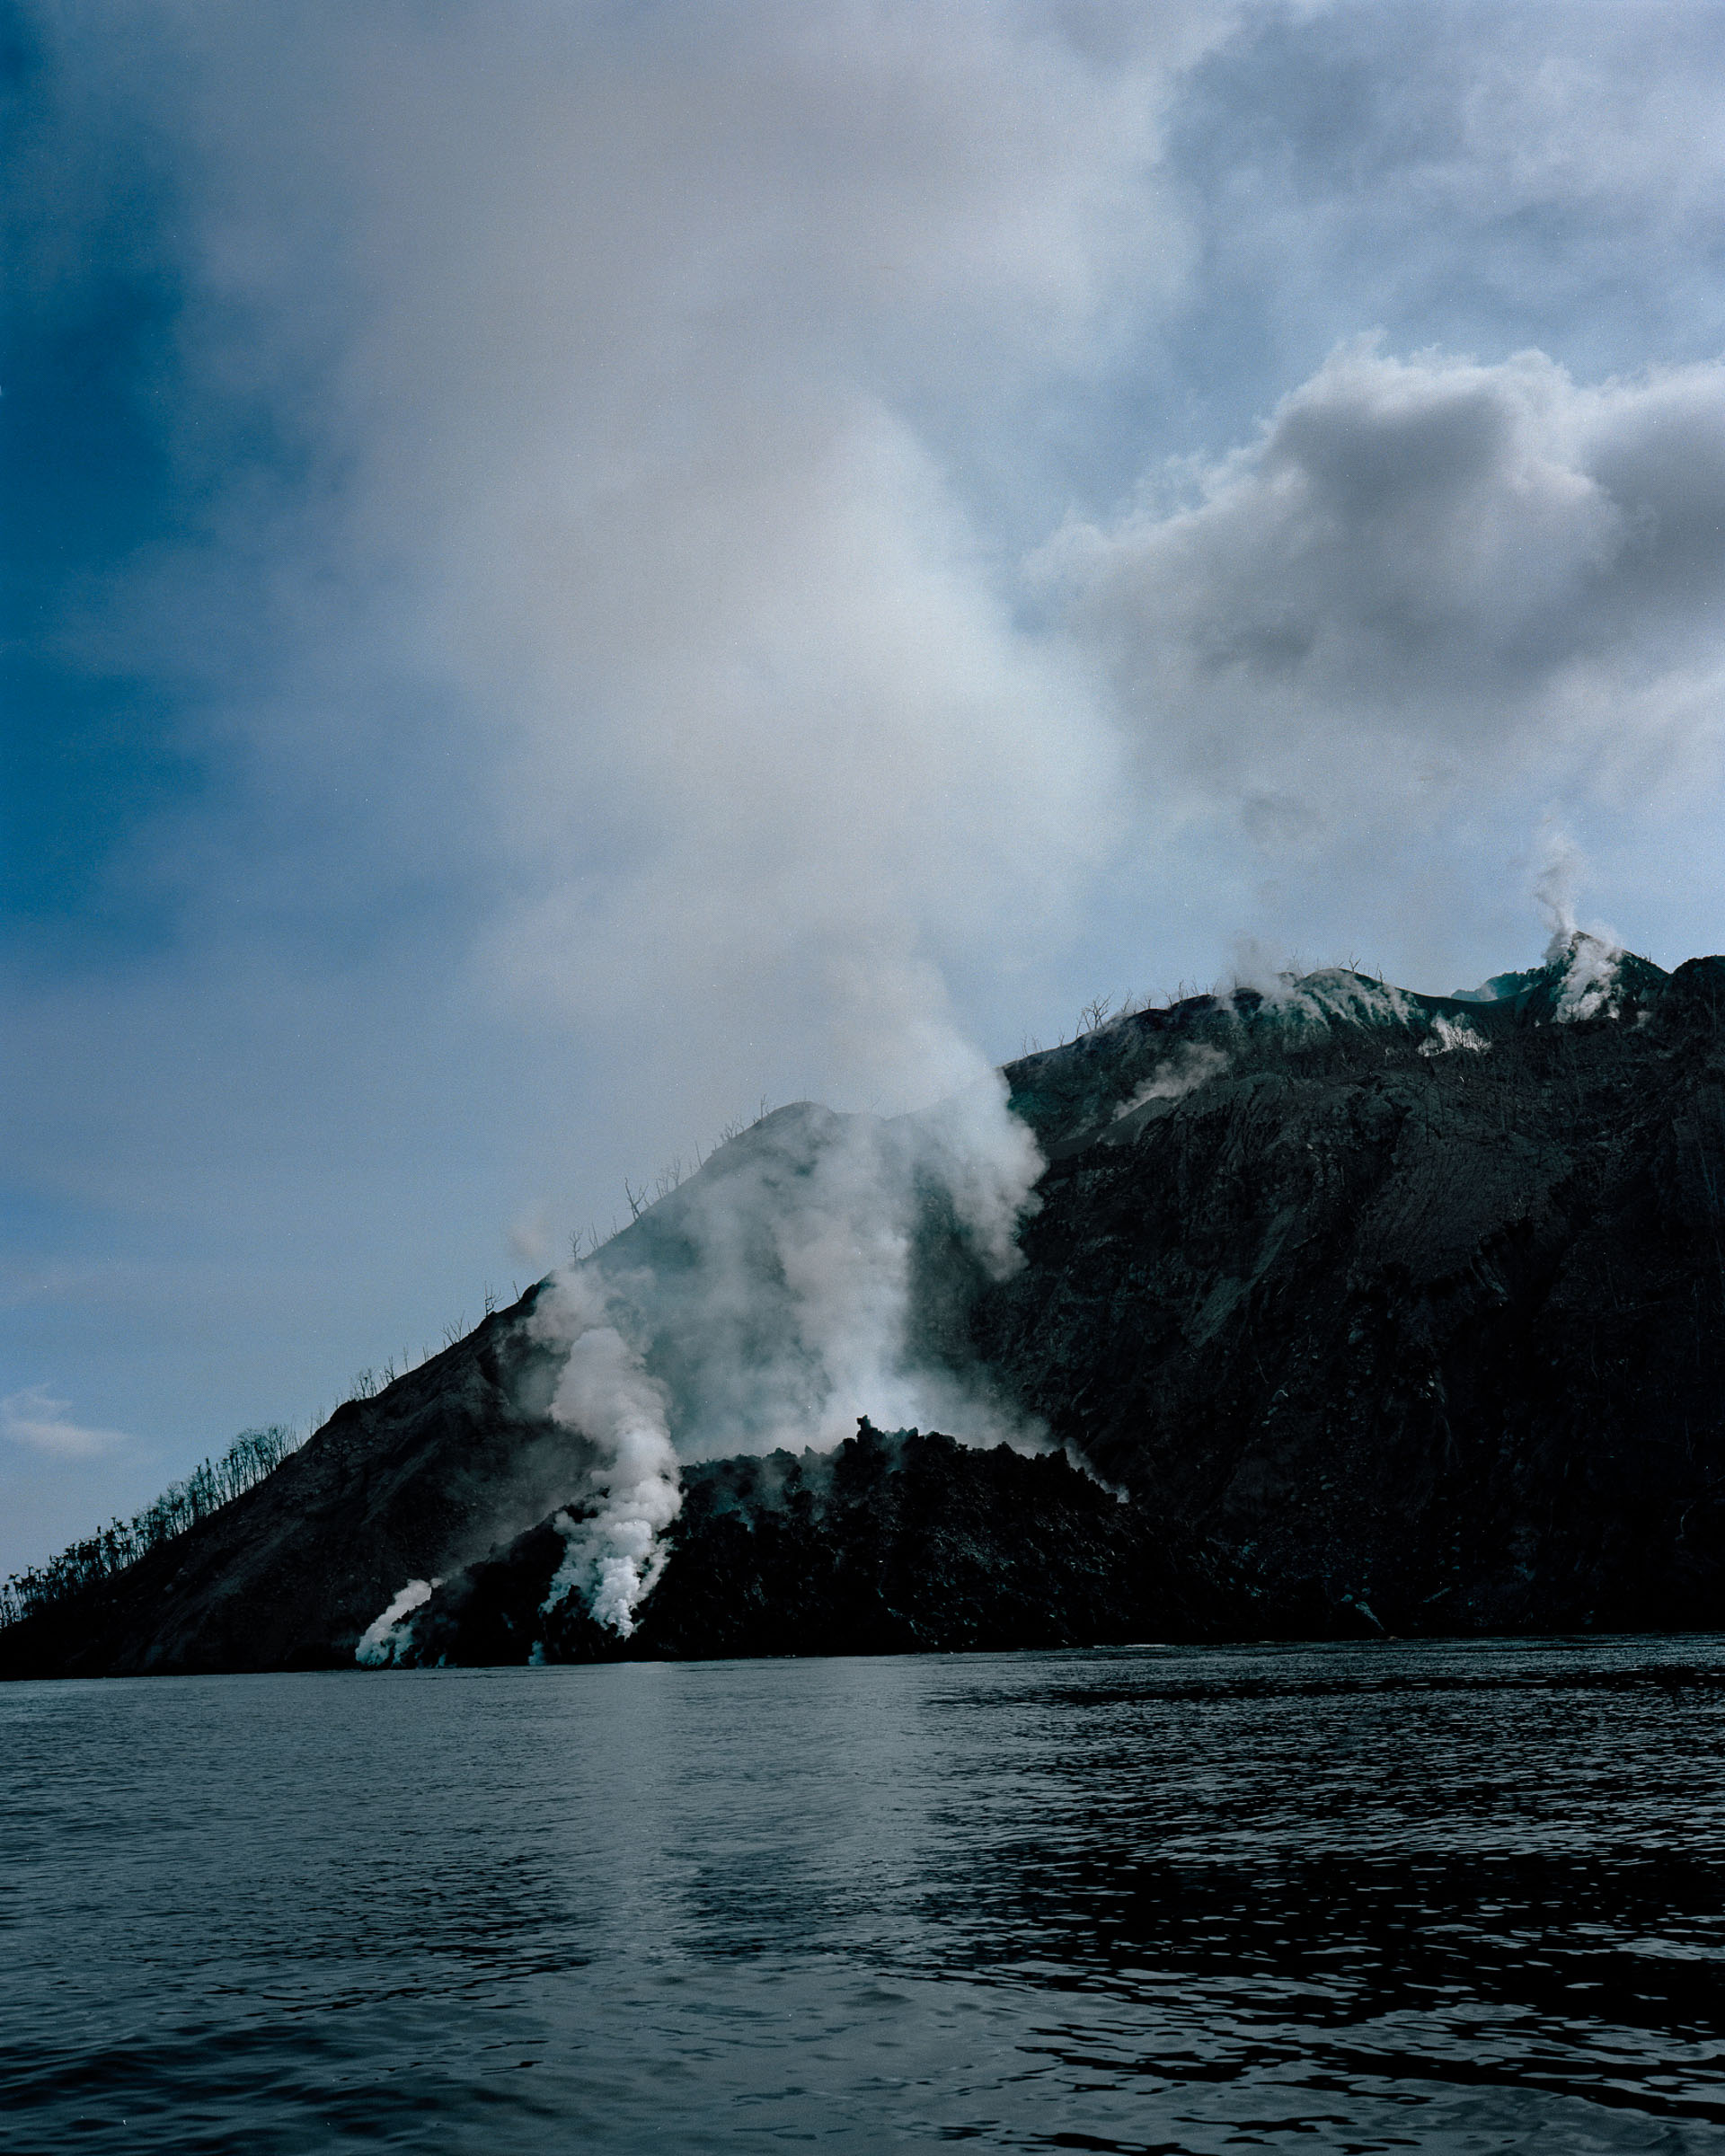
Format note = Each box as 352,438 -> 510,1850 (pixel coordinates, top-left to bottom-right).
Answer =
1079,994 -> 1115,1033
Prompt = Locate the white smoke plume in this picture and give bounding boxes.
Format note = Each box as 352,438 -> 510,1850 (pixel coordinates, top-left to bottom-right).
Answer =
1117,1042 -> 1229,1118
1225,959 -> 1420,1035
598,1062 -> 1048,1468
356,1577 -> 439,1666
500,1063 -> 1044,1637
1535,827 -> 1627,1021
1420,1014 -> 1490,1057
901,1075 -> 1044,1286
526,1269 -> 681,1638
1551,934 -> 1628,1023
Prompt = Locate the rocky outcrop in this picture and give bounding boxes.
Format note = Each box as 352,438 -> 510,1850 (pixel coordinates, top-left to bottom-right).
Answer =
7,937 -> 1725,1676
394,1423 -> 1177,1666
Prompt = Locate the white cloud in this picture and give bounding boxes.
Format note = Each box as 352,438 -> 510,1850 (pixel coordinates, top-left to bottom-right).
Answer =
1051,340 -> 1725,857
2,1387 -> 133,1461
1165,4 -> 1725,395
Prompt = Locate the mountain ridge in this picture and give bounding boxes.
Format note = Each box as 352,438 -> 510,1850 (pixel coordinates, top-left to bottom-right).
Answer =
7,936 -> 1725,1676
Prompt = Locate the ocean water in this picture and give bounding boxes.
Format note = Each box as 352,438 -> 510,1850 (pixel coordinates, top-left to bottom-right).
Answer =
3,1639 -> 1723,2153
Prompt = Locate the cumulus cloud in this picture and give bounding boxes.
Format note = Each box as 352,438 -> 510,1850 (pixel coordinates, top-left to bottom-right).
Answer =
1168,3 -> 1725,405
1052,340 -> 1725,857
2,1387 -> 132,1460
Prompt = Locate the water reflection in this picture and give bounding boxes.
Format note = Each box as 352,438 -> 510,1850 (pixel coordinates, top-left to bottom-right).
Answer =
2,1639 -> 1721,2151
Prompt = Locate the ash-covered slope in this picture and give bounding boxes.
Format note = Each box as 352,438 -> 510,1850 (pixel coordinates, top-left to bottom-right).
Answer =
0,1307 -> 591,1676
7,936 -> 1725,1676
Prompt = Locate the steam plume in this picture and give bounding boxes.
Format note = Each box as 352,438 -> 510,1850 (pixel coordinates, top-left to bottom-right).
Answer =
1420,1015 -> 1489,1057
356,1577 -> 439,1666
526,1270 -> 681,1639
592,1064 -> 1047,1477
1117,1042 -> 1229,1118
1535,827 -> 1627,1020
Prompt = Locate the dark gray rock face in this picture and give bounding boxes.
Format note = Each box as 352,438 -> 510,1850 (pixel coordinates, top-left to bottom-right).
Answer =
979,950 -> 1725,1635
396,1423 -> 1173,1666
7,941 -> 1725,1675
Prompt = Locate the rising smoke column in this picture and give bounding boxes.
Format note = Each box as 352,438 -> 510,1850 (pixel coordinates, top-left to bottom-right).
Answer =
1535,828 -> 1628,1020
1114,1040 -> 1230,1118
909,1072 -> 1045,1283
765,1077 -> 1043,1446
601,1064 -> 1048,1462
526,1268 -> 681,1638
461,1063 -> 1048,1649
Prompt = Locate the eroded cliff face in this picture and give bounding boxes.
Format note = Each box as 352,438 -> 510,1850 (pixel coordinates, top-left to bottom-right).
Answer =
7,942 -> 1725,1676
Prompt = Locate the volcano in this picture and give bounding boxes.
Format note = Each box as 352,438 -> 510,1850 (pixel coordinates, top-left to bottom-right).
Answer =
7,936 -> 1725,1676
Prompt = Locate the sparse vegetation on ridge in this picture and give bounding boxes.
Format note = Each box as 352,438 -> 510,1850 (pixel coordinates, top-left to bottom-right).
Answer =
0,1424 -> 302,1630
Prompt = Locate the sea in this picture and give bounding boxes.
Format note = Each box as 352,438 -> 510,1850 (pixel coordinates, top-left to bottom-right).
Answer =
3,1637 -> 1722,2153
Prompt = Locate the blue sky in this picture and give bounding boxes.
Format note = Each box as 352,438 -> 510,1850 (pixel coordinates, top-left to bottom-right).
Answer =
8,0 -> 1725,1570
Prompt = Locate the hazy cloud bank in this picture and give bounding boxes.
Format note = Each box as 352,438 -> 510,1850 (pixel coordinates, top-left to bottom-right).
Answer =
2,1386 -> 132,1461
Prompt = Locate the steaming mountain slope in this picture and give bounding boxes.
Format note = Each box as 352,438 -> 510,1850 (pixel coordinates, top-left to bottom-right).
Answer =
6,937 -> 1725,1675
393,1423 -> 1176,1666
0,1308 -> 592,1675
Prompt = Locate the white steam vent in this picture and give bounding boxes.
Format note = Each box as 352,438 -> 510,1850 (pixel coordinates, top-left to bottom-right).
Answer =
355,1577 -> 440,1666
1420,1015 -> 1490,1056
1549,930 -> 1625,1022
527,1270 -> 682,1639
597,1071 -> 1048,1468
524,1069 -> 1048,1641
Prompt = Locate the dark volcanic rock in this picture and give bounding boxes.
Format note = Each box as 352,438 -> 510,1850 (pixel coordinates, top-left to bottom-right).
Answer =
8,937 -> 1725,1676
978,950 -> 1725,1636
397,1423 -> 1177,1665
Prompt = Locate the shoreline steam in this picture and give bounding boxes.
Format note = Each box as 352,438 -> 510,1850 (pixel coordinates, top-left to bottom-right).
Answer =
527,1271 -> 681,1639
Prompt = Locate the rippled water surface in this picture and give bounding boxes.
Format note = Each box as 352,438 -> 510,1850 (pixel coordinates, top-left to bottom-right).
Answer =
4,1639 -> 1724,2152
